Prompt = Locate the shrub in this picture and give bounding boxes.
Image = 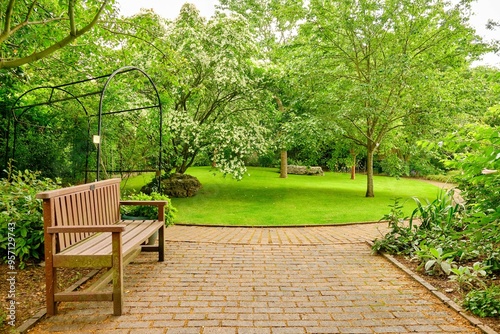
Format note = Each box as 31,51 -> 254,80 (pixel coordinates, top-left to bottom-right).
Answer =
0,164 -> 60,268
373,190 -> 466,257
121,192 -> 176,226
463,285 -> 500,318
410,189 -> 463,231
372,198 -> 418,255
446,126 -> 500,236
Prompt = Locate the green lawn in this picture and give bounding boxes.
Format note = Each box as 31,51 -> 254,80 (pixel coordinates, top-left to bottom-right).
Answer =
124,167 -> 445,226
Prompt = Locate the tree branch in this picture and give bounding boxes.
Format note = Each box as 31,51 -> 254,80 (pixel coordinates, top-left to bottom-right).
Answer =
99,24 -> 169,59
0,0 -> 110,68
69,0 -> 76,36
0,0 -> 39,44
2,0 -> 16,39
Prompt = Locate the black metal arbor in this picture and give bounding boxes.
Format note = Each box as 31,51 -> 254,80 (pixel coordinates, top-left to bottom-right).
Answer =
4,66 -> 163,184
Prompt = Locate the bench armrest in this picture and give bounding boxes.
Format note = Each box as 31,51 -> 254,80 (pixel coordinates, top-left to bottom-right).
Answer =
47,225 -> 126,234
119,201 -> 168,222
119,200 -> 168,207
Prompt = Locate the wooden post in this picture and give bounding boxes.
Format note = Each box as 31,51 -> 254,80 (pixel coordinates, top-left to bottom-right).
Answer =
112,232 -> 123,316
43,199 -> 58,316
158,225 -> 165,262
158,203 -> 166,261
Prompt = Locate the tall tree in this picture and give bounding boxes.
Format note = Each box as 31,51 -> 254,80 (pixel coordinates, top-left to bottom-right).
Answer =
0,0 -> 114,68
295,0 -> 487,197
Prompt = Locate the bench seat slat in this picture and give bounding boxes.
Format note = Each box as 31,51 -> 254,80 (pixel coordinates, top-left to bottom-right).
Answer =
55,220 -> 162,257
54,291 -> 113,302
47,225 -> 126,233
53,254 -> 113,268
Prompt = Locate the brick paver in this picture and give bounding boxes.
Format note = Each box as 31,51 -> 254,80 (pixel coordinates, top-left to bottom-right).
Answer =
28,224 -> 484,333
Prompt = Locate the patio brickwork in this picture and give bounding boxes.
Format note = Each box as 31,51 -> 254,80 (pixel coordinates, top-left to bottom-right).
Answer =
27,224 -> 486,334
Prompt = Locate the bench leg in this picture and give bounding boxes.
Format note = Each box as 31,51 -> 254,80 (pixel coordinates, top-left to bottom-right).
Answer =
45,266 -> 57,316
158,225 -> 165,262
112,232 -> 123,316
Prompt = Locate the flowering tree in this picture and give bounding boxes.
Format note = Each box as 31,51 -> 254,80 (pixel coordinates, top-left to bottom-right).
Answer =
161,4 -> 271,179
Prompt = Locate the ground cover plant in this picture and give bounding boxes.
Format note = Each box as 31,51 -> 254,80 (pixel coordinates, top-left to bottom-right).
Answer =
124,167 -> 442,226
373,124 -> 500,325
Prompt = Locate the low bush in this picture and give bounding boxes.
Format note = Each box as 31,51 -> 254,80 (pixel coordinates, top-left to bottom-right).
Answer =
415,245 -> 455,276
449,262 -> 488,292
0,164 -> 60,268
371,198 -> 417,255
463,285 -> 500,318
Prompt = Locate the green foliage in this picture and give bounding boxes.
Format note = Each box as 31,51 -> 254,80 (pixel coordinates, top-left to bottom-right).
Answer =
449,262 -> 488,292
290,0 -> 484,197
372,198 -> 417,255
156,5 -> 272,180
372,189 -> 494,274
444,125 -> 500,216
0,0 -> 114,68
463,285 -> 500,318
414,245 -> 455,276
373,190 -> 463,257
423,172 -> 460,184
121,192 -> 176,226
0,163 -> 60,268
379,155 -> 409,178
10,102 -> 90,182
375,120 -> 500,318
485,250 -> 500,273
410,189 -> 463,230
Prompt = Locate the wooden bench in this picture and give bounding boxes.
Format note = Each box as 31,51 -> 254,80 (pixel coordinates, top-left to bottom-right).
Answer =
36,178 -> 167,316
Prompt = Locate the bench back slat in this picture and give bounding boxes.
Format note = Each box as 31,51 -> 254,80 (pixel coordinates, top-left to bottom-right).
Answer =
82,191 -> 93,238
54,197 -> 67,249
37,178 -> 122,252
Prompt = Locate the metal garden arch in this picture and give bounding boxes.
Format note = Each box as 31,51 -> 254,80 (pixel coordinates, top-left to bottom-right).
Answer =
6,66 -> 163,184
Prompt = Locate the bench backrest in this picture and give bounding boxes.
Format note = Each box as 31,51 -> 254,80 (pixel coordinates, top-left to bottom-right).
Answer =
37,178 -> 122,252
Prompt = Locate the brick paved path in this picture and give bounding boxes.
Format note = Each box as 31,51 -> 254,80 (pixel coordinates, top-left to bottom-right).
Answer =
29,224 -> 482,334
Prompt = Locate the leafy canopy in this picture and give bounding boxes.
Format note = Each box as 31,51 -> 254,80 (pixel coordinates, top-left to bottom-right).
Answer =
0,0 -> 114,68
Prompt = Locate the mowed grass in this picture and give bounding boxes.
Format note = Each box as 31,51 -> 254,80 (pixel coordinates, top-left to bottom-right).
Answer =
124,166 -> 446,226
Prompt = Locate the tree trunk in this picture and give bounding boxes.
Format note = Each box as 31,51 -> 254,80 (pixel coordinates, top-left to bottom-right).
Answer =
365,145 -> 375,197
280,150 -> 288,178
212,149 -> 217,168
